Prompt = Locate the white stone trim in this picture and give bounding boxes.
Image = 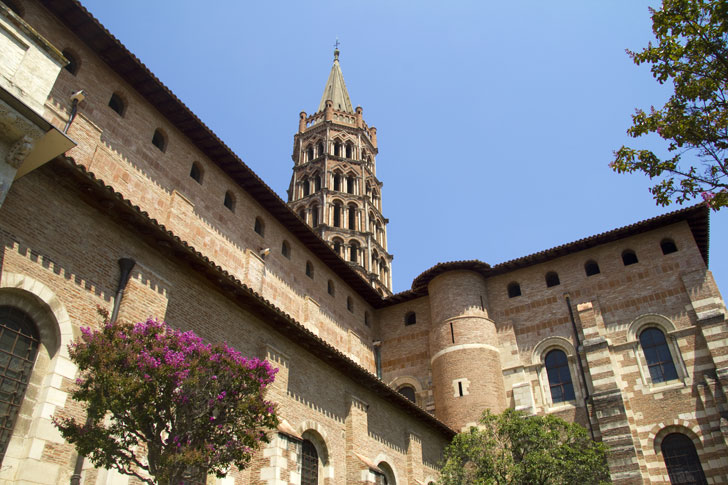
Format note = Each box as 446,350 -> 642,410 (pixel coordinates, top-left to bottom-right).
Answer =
0,272 -> 78,485
626,313 -> 689,391
531,336 -> 583,410
372,453 -> 400,485
430,343 -> 499,363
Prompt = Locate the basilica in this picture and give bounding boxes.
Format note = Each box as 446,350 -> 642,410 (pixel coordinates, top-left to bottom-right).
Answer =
0,1 -> 727,484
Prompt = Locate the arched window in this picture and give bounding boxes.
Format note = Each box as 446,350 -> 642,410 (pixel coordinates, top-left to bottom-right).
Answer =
334,141 -> 342,157
189,162 -> 203,184
349,241 -> 359,263
661,238 -> 678,255
507,282 -> 521,298
305,261 -> 314,279
299,209 -> 307,223
254,217 -> 265,237
639,328 -> 678,384
376,462 -> 396,485
333,202 -> 342,227
348,205 -> 357,230
281,240 -> 291,259
327,280 -> 335,296
314,174 -> 322,192
306,145 -> 314,162
584,260 -> 600,276
223,191 -> 235,212
398,386 -> 416,403
373,190 -> 381,210
317,142 -> 324,157
545,349 -> 575,404
152,129 -> 167,152
0,306 -> 40,460
333,238 -> 343,256
661,433 -> 707,485
545,271 -> 560,287
404,312 -> 416,326
345,142 -> 353,159
333,173 -> 342,191
346,175 -> 355,194
311,205 -> 319,227
62,49 -> 79,75
346,296 -> 353,313
302,177 -> 310,197
301,439 -> 319,485
622,249 -> 638,266
108,93 -> 125,116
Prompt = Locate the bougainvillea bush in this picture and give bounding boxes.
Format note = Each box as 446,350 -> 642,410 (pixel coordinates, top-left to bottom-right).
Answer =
55,318 -> 278,484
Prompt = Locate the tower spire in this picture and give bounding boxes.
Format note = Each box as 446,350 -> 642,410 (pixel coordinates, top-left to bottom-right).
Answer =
318,44 -> 353,114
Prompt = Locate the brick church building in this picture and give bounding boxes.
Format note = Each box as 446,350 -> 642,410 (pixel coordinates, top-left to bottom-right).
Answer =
0,1 -> 727,484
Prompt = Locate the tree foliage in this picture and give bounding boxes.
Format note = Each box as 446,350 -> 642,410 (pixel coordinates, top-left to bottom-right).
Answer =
438,409 -> 610,485
54,318 -> 278,484
611,0 -> 728,210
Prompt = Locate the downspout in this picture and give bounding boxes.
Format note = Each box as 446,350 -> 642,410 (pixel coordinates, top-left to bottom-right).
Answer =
70,257 -> 136,485
564,294 -> 596,441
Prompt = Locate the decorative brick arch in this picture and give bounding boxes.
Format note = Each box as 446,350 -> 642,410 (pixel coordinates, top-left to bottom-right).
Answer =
0,272 -> 78,483
649,421 -> 704,455
627,313 -> 677,341
532,336 -> 575,365
389,375 -> 423,394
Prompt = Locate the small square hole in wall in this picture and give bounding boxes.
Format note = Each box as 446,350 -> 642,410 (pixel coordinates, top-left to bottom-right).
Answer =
452,378 -> 470,397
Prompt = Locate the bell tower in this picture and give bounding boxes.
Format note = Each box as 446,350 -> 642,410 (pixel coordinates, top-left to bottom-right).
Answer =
288,49 -> 393,296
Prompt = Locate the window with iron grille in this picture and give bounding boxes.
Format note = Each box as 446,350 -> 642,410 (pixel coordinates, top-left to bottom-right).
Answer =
0,306 -> 39,460
301,439 -> 319,485
661,433 -> 707,485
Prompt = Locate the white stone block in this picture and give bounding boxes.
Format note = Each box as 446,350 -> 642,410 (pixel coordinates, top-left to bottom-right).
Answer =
16,460 -> 60,484
43,387 -> 68,408
54,356 -> 78,379
28,438 -> 45,460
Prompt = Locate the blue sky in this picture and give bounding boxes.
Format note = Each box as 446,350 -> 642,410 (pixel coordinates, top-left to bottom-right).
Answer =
79,0 -> 727,295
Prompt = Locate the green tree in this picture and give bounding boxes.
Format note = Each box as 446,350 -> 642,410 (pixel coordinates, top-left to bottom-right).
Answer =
611,0 -> 728,210
54,318 -> 278,484
438,409 -> 610,485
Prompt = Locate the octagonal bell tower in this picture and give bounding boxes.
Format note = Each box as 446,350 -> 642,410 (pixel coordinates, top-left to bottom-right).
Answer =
287,49 -> 393,296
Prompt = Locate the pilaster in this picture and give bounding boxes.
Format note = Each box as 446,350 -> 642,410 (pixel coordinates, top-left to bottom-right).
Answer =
405,431 -> 423,483
577,302 -> 645,484
345,394 -> 371,484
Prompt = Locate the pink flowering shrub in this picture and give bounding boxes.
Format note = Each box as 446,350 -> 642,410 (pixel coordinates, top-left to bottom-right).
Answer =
54,318 -> 278,484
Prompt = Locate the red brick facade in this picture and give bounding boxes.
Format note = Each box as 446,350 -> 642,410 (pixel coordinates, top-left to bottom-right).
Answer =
0,1 -> 726,484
